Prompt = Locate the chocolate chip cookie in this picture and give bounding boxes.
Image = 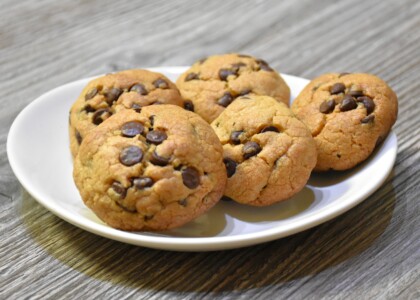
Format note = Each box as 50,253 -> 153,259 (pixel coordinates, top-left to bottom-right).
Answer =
176,53 -> 291,123
291,73 -> 398,171
211,95 -> 317,206
73,105 -> 226,231
69,69 -> 184,157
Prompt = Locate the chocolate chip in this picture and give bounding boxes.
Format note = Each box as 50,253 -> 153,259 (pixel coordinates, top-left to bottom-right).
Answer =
185,73 -> 199,81
257,59 -> 273,71
130,83 -> 148,95
150,151 -> 169,166
178,199 -> 188,207
319,100 -> 336,114
232,62 -> 247,71
144,215 -> 153,221
340,95 -> 357,111
338,72 -> 351,78
219,69 -> 237,81
217,92 -> 234,107
182,167 -> 200,189
223,158 -> 237,178
149,115 -> 155,127
348,85 -> 364,97
111,181 -> 126,199
83,105 -> 96,113
361,115 -> 375,123
121,121 -> 144,137
183,100 -> 194,111
230,131 -> 243,145
358,96 -> 375,114
119,146 -> 143,166
330,83 -> 346,94
85,87 -> 98,100
238,54 -> 251,58
131,103 -> 141,113
133,177 -> 154,189
92,108 -> 112,125
104,88 -> 122,105
153,78 -> 169,89
75,130 -> 82,145
243,141 -> 262,159
260,126 -> 279,133
146,130 -> 167,145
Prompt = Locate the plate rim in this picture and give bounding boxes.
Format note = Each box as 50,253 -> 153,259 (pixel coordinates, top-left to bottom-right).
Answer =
7,67 -> 398,251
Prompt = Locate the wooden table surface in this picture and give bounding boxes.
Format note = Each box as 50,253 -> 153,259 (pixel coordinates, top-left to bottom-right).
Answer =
1,0 -> 419,299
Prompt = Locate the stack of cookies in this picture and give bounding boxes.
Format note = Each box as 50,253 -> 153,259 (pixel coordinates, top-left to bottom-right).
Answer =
69,53 -> 398,231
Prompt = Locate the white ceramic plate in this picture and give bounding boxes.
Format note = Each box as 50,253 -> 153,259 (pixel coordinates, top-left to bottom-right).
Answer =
7,67 -> 397,251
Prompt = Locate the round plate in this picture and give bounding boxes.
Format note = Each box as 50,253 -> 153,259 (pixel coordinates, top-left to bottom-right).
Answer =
7,67 -> 397,251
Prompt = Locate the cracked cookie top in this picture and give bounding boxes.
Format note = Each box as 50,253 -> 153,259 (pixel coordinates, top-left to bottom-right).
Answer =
69,69 -> 184,157
176,53 -> 291,123
73,105 -> 226,231
291,73 -> 398,171
211,95 -> 316,206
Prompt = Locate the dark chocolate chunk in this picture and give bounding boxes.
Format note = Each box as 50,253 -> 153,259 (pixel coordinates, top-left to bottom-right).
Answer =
358,96 -> 375,114
185,72 -> 199,81
104,87 -> 122,105
330,83 -> 346,94
149,115 -> 155,127
182,167 -> 200,189
243,141 -> 262,159
183,100 -> 194,111
111,181 -> 126,199
92,108 -> 112,125
340,95 -> 357,111
83,104 -> 96,113
230,131 -> 243,145
85,87 -> 98,100
257,59 -> 274,71
361,114 -> 375,123
219,69 -> 237,81
133,177 -> 154,189
217,92 -> 234,107
146,130 -> 167,145
131,103 -> 142,113
121,121 -> 144,137
348,85 -> 364,97
119,146 -> 143,166
150,151 -> 169,166
223,158 -> 237,178
75,130 -> 82,145
319,100 -> 336,114
130,83 -> 148,95
153,78 -> 169,89
260,126 -> 279,133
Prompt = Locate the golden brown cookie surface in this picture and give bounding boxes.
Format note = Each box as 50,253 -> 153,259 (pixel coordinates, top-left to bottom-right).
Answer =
73,106 -> 226,231
176,53 -> 290,123
69,69 -> 184,157
291,73 -> 398,171
211,95 -> 316,206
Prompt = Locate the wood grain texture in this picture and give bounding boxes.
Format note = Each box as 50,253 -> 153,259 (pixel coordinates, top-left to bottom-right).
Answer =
0,0 -> 419,299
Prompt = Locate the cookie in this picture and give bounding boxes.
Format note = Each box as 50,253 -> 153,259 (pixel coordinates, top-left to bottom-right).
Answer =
211,95 -> 317,206
73,105 -> 227,231
69,69 -> 184,157
291,73 -> 398,171
176,53 -> 291,123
